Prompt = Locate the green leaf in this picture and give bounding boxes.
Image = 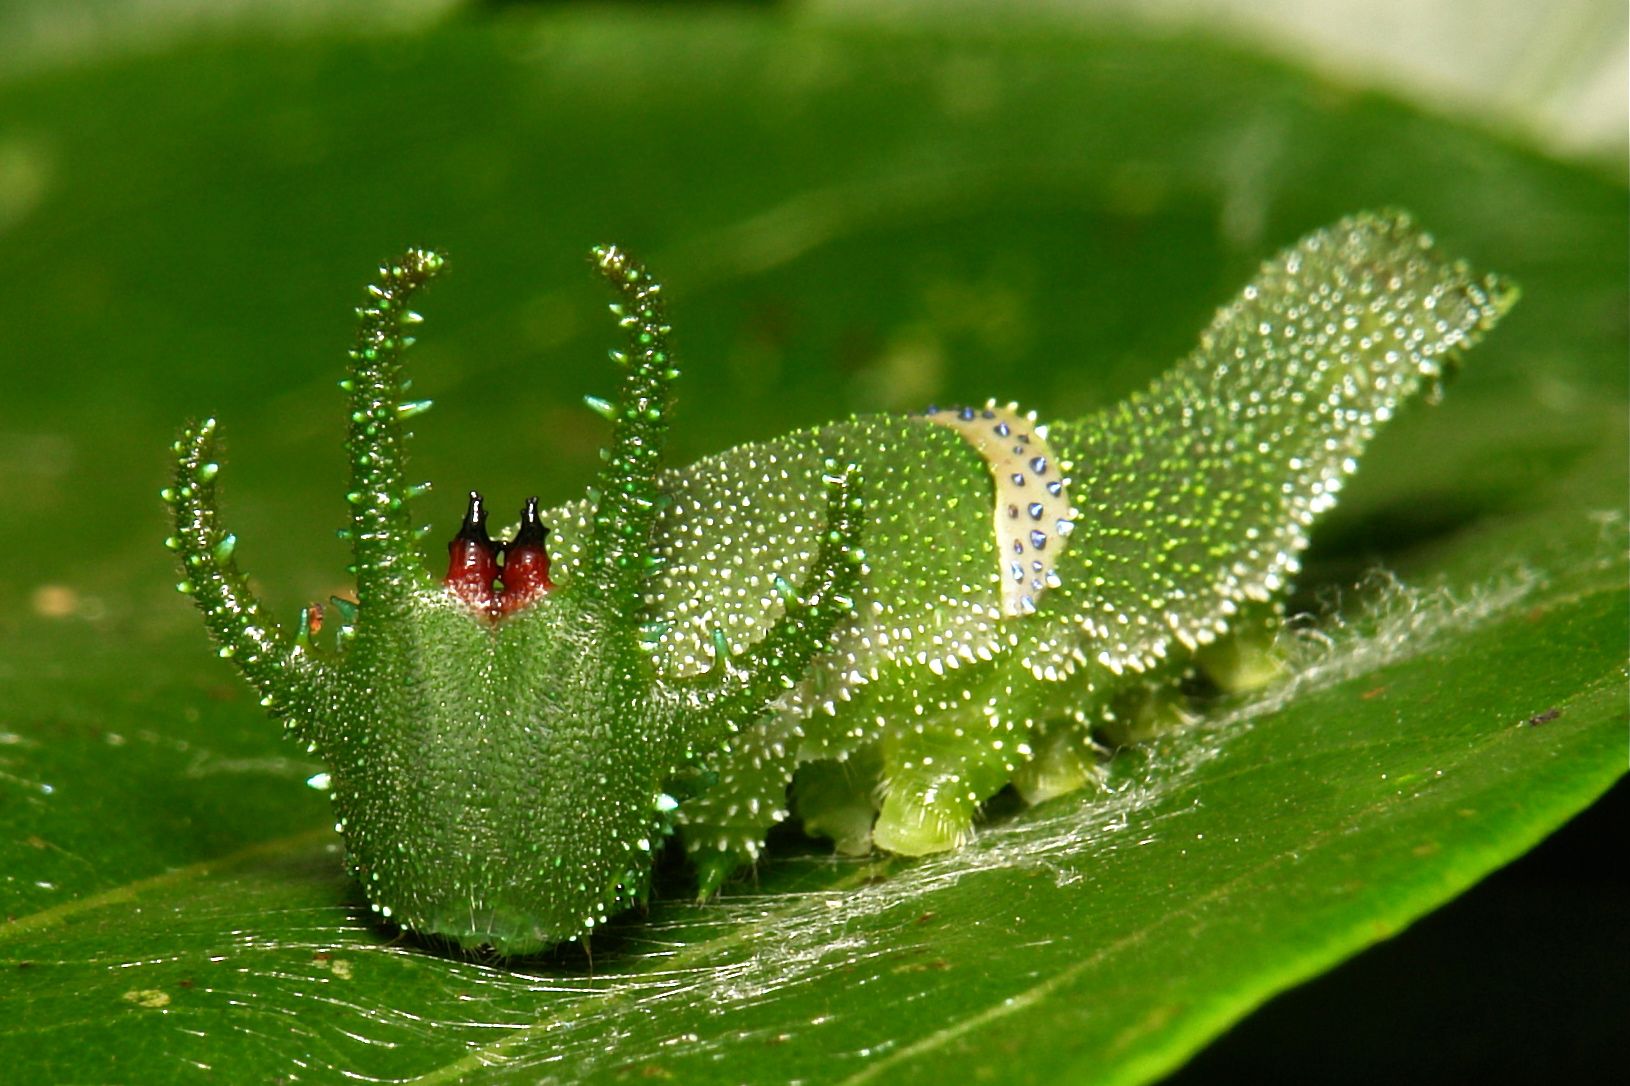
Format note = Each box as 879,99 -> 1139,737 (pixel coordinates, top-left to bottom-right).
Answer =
0,8 -> 1623,1083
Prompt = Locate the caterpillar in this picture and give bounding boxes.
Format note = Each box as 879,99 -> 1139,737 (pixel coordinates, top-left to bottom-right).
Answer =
165,211 -> 1515,955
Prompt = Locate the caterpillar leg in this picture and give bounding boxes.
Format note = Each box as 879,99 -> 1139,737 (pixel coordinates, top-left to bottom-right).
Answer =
791,745 -> 883,856
1010,720 -> 1108,806
1194,603 -> 1288,695
871,715 -> 1026,856
1095,606 -> 1283,747
676,709 -> 802,897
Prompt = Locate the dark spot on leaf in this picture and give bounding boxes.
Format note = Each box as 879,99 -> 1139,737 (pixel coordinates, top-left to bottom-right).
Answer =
1526,708 -> 1561,727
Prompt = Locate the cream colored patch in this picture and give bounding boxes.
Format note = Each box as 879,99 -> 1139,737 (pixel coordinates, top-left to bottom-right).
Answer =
0,139 -> 51,236
921,402 -> 1075,617
121,989 -> 170,1010
30,584 -> 77,618
312,954 -> 353,979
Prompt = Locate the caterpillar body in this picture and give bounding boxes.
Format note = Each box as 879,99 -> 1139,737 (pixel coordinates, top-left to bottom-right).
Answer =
166,211 -> 1514,954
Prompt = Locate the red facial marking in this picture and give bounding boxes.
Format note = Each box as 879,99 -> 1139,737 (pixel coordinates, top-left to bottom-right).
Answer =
444,490 -> 499,614
499,496 -> 554,615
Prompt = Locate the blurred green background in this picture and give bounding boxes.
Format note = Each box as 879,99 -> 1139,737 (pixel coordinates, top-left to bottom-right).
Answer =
0,2 -> 1624,1083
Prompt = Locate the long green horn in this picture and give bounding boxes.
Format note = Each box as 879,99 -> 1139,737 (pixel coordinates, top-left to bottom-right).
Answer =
581,245 -> 679,610
342,249 -> 445,612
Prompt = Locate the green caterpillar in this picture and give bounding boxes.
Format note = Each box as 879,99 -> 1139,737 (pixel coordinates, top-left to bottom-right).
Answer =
165,211 -> 1514,955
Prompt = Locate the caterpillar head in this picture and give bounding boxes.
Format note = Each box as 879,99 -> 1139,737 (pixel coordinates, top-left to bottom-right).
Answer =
166,247 -> 862,954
